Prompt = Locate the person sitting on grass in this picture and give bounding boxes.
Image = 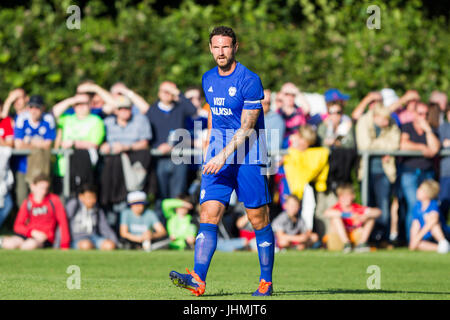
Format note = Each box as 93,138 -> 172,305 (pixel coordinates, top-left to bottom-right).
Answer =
119,191 -> 166,250
66,184 -> 117,251
162,194 -> 197,250
0,174 -> 70,250
324,183 -> 381,253
409,180 -> 449,254
272,194 -> 320,251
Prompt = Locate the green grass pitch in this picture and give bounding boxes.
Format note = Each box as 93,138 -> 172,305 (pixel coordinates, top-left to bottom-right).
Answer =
0,249 -> 449,300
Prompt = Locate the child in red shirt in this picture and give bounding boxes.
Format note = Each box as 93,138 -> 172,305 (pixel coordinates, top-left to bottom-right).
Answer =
0,106 -> 14,229
0,174 -> 70,250
0,115 -> 14,146
324,183 -> 381,253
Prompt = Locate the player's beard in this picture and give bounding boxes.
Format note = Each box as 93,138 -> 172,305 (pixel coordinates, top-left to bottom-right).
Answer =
216,52 -> 235,72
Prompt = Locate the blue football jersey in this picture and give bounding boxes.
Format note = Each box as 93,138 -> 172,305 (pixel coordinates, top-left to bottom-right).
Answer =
202,62 -> 268,165
14,113 -> 56,141
13,113 -> 56,173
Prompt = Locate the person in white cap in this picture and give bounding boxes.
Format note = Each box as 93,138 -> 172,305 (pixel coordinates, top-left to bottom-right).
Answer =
351,91 -> 384,121
119,191 -> 166,249
356,104 -> 401,243
380,88 -> 399,108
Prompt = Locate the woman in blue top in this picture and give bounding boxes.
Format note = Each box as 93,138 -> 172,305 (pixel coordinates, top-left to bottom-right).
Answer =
409,180 -> 449,253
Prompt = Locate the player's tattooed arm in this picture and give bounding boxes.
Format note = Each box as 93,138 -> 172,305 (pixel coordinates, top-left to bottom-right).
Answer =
203,108 -> 260,175
229,107 -> 260,152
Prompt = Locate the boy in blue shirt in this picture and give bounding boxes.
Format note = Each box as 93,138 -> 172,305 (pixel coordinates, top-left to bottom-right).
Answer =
119,191 -> 167,250
13,95 -> 56,196
409,180 -> 449,253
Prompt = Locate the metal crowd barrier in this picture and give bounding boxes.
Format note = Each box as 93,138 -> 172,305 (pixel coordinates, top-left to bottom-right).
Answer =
10,149 -> 73,199
9,148 -> 450,205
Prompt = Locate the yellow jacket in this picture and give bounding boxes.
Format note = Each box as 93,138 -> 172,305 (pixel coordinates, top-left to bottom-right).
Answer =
283,147 -> 330,199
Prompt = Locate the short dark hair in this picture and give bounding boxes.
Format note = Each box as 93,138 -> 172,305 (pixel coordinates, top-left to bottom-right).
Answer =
78,183 -> 98,195
209,26 -> 237,46
326,100 -> 345,108
32,174 -> 50,185
177,193 -> 192,203
185,86 -> 201,93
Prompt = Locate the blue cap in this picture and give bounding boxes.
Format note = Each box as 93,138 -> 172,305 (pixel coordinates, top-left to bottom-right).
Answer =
324,89 -> 350,103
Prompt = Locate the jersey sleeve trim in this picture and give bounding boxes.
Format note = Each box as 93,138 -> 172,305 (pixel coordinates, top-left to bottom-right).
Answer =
244,100 -> 262,104
243,102 -> 263,110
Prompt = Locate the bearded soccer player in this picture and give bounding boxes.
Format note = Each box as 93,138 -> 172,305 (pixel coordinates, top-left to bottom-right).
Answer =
169,26 -> 274,296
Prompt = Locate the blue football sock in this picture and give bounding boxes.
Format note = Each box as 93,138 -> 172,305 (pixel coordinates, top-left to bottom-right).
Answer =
193,223 -> 218,281
254,223 -> 275,283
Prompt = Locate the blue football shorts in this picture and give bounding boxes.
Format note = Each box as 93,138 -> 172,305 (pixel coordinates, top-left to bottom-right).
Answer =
199,163 -> 271,209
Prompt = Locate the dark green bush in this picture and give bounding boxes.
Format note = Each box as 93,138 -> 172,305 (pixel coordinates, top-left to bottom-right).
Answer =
0,0 -> 448,110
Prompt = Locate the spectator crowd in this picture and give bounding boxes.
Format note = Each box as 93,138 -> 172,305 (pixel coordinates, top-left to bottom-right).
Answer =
0,81 -> 448,254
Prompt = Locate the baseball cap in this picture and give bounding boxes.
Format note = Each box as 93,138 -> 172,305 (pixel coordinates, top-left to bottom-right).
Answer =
116,95 -> 132,109
127,191 -> 148,206
27,95 -> 45,108
324,89 -> 349,103
380,88 -> 399,107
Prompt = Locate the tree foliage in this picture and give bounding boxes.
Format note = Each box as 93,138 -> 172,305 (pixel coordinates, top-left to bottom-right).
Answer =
0,0 -> 448,108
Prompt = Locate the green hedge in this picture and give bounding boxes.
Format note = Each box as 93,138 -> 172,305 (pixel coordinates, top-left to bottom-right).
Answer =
0,0 -> 448,110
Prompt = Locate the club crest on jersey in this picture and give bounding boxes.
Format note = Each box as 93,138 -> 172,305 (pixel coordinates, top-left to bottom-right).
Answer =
39,126 -> 47,135
228,86 -> 236,97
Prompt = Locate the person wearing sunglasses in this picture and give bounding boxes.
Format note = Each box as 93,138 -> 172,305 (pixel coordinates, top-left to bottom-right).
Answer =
317,102 -> 355,149
356,104 -> 401,244
399,101 -> 440,241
